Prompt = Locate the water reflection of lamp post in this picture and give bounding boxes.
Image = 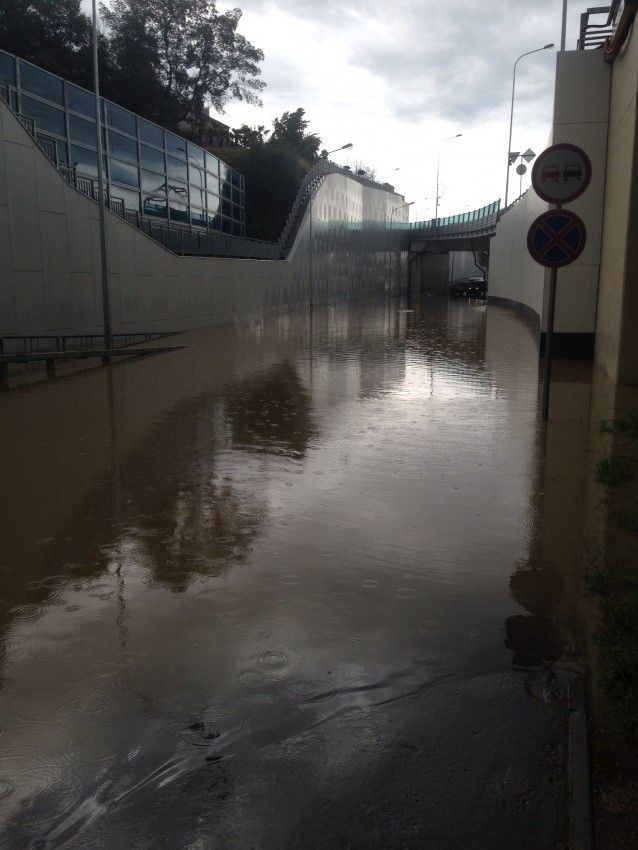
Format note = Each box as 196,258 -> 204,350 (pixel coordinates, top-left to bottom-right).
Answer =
504,44 -> 554,207
389,201 -> 414,294
435,134 -> 462,224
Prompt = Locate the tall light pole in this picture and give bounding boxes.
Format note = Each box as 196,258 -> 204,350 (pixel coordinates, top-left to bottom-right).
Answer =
390,200 -> 414,224
310,143 -> 353,308
92,0 -> 111,352
435,134 -> 462,224
322,142 -> 353,158
504,43 -> 554,208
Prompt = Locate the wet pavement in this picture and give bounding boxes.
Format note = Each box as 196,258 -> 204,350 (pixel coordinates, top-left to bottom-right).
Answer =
0,298 -> 575,848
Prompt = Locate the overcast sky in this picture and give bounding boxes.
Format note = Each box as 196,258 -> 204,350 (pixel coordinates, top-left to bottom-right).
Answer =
211,0 -> 586,221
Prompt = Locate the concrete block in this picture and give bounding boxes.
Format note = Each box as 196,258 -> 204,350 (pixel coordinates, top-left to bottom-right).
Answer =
5,143 -> 43,272
35,155 -> 66,214
39,211 -> 72,330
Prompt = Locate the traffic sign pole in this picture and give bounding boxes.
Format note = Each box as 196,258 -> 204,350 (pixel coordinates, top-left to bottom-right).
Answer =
542,263 -> 558,421
528,142 -> 592,421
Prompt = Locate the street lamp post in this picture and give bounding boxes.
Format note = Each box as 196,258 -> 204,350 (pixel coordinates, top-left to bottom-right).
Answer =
91,0 -> 111,353
435,134 -> 462,224
504,43 -> 554,208
322,142 -> 353,158
311,142 -> 353,308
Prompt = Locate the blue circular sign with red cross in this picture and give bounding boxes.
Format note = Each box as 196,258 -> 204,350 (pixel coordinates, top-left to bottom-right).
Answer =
527,209 -> 587,268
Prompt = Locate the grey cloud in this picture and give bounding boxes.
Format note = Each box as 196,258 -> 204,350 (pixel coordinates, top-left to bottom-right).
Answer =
240,0 -> 559,125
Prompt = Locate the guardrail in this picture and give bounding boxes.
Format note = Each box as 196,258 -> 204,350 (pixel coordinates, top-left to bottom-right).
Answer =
577,1 -> 622,49
0,331 -> 178,356
277,159 -> 398,254
404,200 -> 501,239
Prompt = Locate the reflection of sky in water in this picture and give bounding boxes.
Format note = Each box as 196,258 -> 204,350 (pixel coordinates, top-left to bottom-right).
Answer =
0,299 -> 568,848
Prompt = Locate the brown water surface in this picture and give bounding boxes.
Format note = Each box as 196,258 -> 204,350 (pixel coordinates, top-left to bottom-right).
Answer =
0,298 -> 574,848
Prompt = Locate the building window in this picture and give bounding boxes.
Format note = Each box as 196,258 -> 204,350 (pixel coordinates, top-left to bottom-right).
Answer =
189,166 -> 204,189
190,187 -> 204,207
169,200 -> 189,223
140,143 -> 164,173
188,143 -> 205,169
111,185 -> 140,212
106,102 -> 136,136
108,130 -> 137,162
66,83 -> 95,117
138,118 -> 163,148
69,114 -> 97,148
70,144 -> 105,178
143,194 -> 167,218
167,155 -> 188,183
20,95 -> 65,136
191,207 -> 206,228
19,61 -> 63,104
141,169 -> 166,193
0,51 -> 16,86
206,192 -> 220,215
109,157 -> 139,187
166,132 -> 187,159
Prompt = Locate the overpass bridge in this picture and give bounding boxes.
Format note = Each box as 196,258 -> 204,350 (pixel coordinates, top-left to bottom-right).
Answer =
393,200 -> 501,254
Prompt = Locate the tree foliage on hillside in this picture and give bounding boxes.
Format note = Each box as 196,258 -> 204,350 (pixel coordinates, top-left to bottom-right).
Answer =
0,0 -> 264,132
219,108 -> 322,241
101,0 -> 265,128
0,0 -> 93,84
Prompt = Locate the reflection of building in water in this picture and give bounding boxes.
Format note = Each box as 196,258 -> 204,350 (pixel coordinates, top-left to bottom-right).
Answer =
226,362 -> 315,459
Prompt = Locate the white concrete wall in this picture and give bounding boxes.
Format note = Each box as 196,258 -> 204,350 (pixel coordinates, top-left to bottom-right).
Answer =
488,49 -> 610,338
0,99 -> 408,338
595,19 -> 638,382
551,49 -> 610,335
488,188 -> 548,321
449,251 -> 483,283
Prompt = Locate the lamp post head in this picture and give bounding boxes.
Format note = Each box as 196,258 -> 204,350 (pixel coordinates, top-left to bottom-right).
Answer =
341,143 -> 353,150
544,43 -> 555,49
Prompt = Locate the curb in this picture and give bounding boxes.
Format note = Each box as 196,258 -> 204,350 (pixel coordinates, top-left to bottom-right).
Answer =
569,675 -> 593,850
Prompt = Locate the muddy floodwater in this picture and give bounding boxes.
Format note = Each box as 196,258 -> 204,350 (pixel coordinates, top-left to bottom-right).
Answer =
0,298 -> 584,848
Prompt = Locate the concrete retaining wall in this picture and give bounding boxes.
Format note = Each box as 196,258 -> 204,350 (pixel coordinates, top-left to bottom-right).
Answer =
0,99 -> 408,338
488,49 -> 610,355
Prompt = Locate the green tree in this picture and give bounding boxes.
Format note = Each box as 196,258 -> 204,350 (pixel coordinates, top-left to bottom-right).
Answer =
101,0 -> 265,128
270,108 -> 321,161
0,0 -> 93,85
232,123 -> 270,147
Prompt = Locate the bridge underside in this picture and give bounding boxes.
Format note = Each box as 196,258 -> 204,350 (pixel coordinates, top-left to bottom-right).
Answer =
408,235 -> 492,254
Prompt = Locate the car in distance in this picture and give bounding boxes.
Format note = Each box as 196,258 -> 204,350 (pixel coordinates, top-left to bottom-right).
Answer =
450,277 -> 486,299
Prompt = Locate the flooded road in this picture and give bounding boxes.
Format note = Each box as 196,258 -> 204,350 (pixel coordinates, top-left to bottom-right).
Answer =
0,298 -> 574,848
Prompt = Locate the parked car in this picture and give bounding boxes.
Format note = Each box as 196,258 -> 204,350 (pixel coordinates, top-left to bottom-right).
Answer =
450,277 -> 487,299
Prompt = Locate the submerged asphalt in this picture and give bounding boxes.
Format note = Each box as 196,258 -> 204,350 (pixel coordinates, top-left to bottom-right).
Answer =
0,298 -> 578,848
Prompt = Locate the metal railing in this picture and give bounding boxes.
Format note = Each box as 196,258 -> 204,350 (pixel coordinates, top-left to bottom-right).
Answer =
578,2 -> 622,48
405,200 -> 501,238
0,331 -> 178,357
278,159 -> 405,254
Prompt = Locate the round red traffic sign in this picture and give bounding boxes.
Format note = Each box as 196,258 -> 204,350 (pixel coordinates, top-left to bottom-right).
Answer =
531,143 -> 591,203
527,209 -> 587,268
